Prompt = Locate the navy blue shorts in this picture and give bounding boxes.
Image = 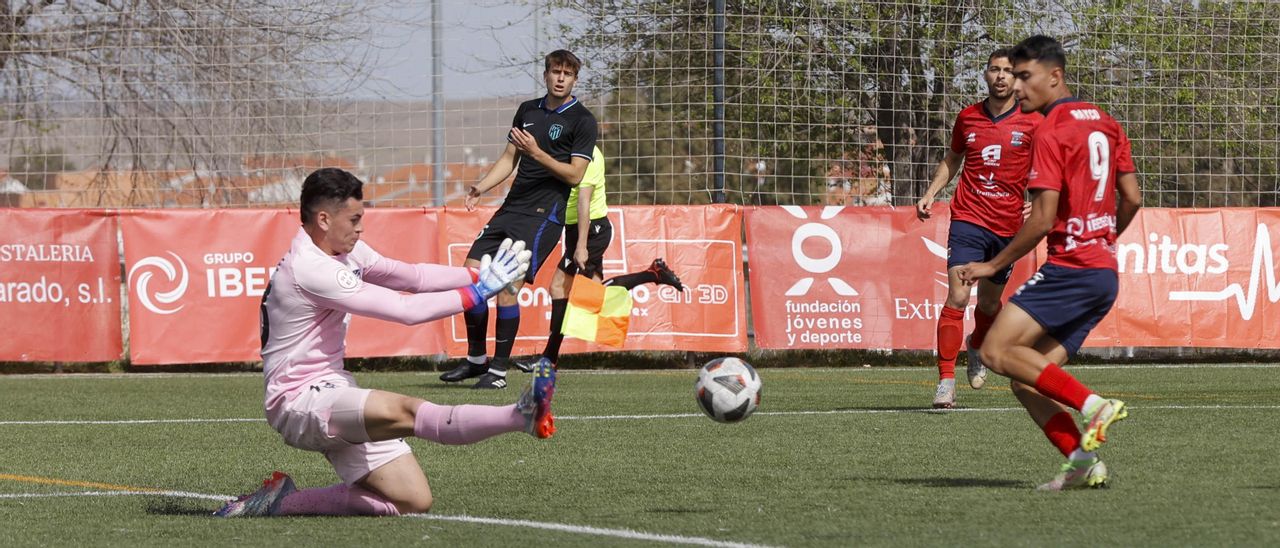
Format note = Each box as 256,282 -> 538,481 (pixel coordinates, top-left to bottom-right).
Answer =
1009,263 -> 1118,356
947,220 -> 1014,285
466,209 -> 562,283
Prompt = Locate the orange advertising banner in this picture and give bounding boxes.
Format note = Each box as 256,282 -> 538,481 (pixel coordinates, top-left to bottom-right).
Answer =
745,205 -> 1038,350
1088,208 -> 1280,348
748,206 -> 1280,350
29,205 -> 1274,364
121,209 -> 297,364
439,205 -> 747,357
0,209 -> 122,362
345,208 -> 448,358
122,208 -> 450,365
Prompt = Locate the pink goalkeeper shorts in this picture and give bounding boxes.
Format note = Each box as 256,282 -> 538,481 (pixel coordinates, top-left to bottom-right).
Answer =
268,381 -> 412,485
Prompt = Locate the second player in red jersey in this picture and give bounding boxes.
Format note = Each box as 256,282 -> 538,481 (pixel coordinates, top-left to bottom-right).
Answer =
948,90 -> 1042,238
916,48 -> 1042,409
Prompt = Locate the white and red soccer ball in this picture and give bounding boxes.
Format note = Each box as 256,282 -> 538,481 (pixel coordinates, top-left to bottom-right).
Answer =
695,357 -> 762,423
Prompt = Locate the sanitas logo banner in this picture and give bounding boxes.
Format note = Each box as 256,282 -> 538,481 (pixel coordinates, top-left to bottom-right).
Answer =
1090,210 -> 1280,347
1165,224 -> 1278,321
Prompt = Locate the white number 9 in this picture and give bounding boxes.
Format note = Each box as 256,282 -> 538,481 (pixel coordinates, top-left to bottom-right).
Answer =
1088,131 -> 1110,202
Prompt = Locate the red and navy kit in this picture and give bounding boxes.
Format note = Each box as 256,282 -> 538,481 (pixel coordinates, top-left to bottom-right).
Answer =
1011,97 -> 1136,355
1010,263 -> 1118,355
947,220 -> 1015,284
1025,97 -> 1135,271
949,101 -> 1043,237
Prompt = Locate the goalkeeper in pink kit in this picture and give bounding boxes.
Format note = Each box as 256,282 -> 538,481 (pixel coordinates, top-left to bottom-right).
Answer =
215,168 -> 556,517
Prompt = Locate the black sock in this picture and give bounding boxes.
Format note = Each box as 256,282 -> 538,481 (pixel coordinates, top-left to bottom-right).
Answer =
493,304 -> 521,368
542,298 -> 569,363
604,271 -> 657,290
463,306 -> 489,359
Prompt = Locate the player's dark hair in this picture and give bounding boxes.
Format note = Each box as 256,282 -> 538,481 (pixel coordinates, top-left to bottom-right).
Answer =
300,168 -> 363,224
544,49 -> 582,75
1010,35 -> 1067,71
988,47 -> 1013,66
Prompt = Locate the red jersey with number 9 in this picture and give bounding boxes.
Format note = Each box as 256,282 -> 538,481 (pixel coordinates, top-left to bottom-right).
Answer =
949,102 -> 1043,237
1027,98 -> 1135,271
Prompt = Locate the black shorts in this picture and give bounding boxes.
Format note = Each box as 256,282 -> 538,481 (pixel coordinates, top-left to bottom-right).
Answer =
558,217 -> 613,278
466,209 -> 563,283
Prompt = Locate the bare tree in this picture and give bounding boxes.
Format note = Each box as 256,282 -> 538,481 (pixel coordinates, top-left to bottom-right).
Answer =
0,0 -> 404,205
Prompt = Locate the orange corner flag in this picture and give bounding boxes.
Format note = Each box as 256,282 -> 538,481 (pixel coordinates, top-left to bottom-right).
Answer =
562,275 -> 633,348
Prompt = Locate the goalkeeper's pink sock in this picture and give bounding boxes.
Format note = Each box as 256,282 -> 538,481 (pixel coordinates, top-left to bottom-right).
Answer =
276,483 -> 399,516
412,401 -> 524,445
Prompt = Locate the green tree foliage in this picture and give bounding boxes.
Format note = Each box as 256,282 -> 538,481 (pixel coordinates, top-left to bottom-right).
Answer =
548,0 -> 1276,207
1072,0 -> 1279,207
550,0 -> 1028,204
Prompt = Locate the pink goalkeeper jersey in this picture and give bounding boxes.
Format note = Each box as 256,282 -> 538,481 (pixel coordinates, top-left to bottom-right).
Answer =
260,228 -> 477,419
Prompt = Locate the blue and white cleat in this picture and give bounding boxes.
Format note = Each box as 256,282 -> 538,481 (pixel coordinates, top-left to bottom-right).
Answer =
214,471 -> 295,518
517,357 -> 557,438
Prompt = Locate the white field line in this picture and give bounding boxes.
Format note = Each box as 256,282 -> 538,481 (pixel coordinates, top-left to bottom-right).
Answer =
404,513 -> 778,548
561,405 -> 1280,420
2,404 -> 1279,427
3,363 -> 1277,381
560,364 -> 1280,374
0,490 -> 776,548
0,372 -> 265,380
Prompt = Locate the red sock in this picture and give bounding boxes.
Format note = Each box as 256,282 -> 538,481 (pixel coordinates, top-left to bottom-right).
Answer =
1034,363 -> 1093,411
969,304 -> 1001,349
936,306 -> 965,380
1041,411 -> 1082,457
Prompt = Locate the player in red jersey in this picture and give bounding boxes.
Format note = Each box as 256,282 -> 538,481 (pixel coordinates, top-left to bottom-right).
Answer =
957,35 -> 1142,490
917,48 -> 1043,408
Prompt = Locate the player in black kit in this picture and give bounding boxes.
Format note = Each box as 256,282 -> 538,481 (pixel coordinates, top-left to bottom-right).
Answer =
440,49 -> 598,389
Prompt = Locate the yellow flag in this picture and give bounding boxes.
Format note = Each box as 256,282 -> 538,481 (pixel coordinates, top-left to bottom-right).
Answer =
562,275 -> 632,348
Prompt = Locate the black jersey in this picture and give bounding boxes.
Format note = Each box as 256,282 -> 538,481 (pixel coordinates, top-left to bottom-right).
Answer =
501,96 -> 598,223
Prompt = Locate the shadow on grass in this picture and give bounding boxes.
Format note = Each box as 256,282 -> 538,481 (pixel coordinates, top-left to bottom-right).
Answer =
416,383 -> 481,390
831,405 -> 930,412
831,405 -> 992,415
145,498 -> 218,516
645,507 -> 714,514
892,477 -> 1027,489
850,475 -> 1027,489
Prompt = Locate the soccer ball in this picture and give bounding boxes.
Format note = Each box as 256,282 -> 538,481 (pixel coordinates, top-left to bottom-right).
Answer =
694,357 -> 762,423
